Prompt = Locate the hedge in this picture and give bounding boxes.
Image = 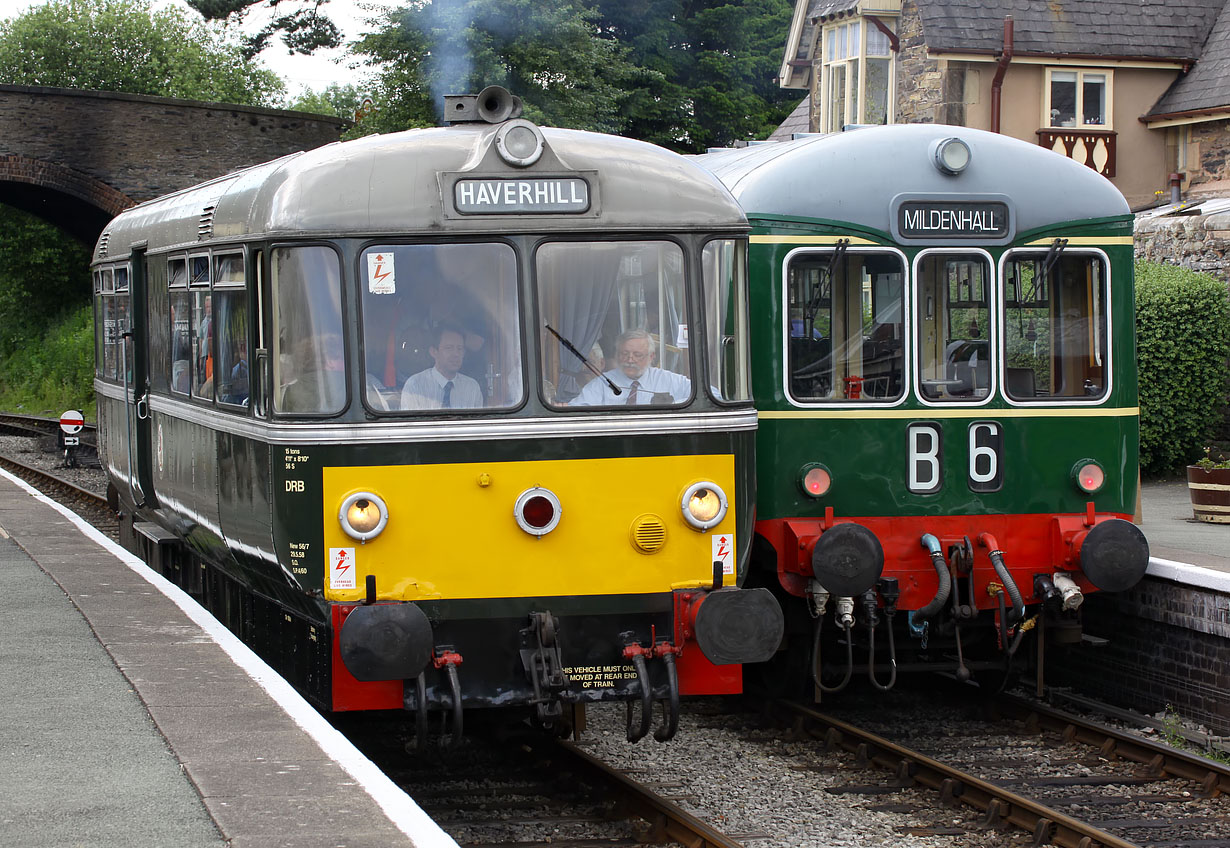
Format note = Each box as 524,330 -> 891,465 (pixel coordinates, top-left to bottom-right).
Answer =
1135,260 -> 1230,476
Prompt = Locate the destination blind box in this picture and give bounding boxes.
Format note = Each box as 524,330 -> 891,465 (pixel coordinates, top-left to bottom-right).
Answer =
891,195 -> 1013,244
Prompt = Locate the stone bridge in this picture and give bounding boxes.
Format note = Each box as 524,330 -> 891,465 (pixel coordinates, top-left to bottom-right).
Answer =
0,84 -> 346,243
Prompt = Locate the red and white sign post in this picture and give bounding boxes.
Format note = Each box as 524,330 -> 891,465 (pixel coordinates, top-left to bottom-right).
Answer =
59,409 -> 84,466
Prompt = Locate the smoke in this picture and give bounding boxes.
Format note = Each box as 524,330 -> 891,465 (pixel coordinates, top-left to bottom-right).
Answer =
423,0 -> 474,119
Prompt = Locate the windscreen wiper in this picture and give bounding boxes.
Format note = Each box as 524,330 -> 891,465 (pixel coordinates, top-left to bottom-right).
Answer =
544,324 -> 621,396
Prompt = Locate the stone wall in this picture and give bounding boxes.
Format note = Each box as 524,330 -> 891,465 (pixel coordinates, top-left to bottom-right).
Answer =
1048,577 -> 1230,735
1188,119 -> 1230,191
0,84 -> 346,204
895,1 -> 946,124
1135,209 -> 1230,282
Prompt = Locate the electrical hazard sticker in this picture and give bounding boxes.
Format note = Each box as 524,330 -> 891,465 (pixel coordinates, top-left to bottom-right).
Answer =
366,252 -> 395,294
712,533 -> 735,576
329,547 -> 357,590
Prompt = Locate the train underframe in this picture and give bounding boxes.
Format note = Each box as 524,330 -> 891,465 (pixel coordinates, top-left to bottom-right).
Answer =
120,510 -> 782,745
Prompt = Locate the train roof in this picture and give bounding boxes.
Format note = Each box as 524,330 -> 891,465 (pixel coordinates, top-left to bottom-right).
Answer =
95,121 -> 746,260
692,124 -> 1131,238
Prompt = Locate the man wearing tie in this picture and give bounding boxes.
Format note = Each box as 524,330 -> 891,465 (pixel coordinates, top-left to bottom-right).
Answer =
571,328 -> 691,406
401,323 -> 484,410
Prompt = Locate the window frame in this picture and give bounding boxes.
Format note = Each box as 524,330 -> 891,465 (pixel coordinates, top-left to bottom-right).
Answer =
911,248 -> 996,408
1043,67 -> 1113,130
819,16 -> 896,131
998,246 -> 1113,406
780,244 -> 911,409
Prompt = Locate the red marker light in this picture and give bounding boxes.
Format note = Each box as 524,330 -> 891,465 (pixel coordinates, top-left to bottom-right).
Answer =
521,495 -> 555,529
800,465 -> 831,498
1076,463 -> 1104,493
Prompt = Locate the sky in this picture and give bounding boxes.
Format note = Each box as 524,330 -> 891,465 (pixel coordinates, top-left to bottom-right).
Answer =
0,0 -> 389,97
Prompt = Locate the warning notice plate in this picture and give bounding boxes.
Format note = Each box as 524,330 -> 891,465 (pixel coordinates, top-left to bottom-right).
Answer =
329,547 -> 357,590
712,533 -> 735,576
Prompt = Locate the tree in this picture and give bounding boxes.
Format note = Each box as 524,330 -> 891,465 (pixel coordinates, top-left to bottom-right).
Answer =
0,0 -> 285,106
0,207 -> 91,356
593,0 -> 797,150
187,0 -> 342,59
351,0 -> 642,135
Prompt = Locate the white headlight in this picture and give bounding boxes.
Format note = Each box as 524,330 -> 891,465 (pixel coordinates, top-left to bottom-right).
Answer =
681,481 -> 728,531
339,492 -> 389,542
933,137 -> 971,175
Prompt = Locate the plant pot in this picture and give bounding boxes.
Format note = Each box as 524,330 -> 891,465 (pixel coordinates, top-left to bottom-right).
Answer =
1186,465 -> 1230,523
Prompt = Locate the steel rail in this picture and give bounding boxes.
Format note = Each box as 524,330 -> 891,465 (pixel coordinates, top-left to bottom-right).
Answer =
553,738 -> 747,848
776,699 -> 1138,848
0,453 -> 109,509
995,693 -> 1230,797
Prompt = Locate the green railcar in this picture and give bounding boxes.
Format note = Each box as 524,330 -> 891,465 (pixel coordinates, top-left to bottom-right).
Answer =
696,125 -> 1148,691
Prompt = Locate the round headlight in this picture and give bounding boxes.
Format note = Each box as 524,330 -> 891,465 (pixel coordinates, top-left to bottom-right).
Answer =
799,463 -> 832,498
681,481 -> 729,531
932,137 -> 971,175
1072,460 -> 1106,494
495,119 -> 545,167
339,492 -> 389,542
515,487 -> 562,536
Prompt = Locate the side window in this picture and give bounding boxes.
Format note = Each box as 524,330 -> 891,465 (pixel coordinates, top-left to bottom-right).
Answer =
169,257 -> 191,396
702,239 -> 750,403
101,268 -> 117,381
116,266 -> 132,386
272,246 -> 345,415
787,249 -> 905,402
191,289 -> 214,401
93,271 -> 103,379
215,290 -> 249,407
1003,249 -> 1107,401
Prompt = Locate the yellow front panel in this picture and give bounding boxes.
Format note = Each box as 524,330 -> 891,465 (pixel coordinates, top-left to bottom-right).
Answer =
322,454 -> 736,603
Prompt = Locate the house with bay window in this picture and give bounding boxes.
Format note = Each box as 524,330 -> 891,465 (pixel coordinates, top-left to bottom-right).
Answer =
775,0 -> 1230,210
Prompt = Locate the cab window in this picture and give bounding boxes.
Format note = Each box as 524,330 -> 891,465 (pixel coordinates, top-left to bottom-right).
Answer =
787,249 -> 905,402
1003,249 -> 1108,400
538,241 -> 691,408
358,242 -> 521,412
915,252 -> 992,402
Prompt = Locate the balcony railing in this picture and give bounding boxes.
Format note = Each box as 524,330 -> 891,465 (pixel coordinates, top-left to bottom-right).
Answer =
1036,129 -> 1117,178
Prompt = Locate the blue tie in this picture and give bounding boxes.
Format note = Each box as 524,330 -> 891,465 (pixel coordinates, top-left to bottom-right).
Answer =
442,381 -> 453,408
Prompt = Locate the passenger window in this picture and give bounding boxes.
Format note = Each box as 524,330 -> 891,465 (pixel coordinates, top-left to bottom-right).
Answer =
101,269 -> 118,381
538,241 -> 691,408
273,246 -> 346,415
358,243 -> 521,413
170,292 -> 191,395
787,249 -> 905,402
915,252 -> 991,402
1003,249 -> 1107,400
191,290 -> 213,401
215,290 -> 249,408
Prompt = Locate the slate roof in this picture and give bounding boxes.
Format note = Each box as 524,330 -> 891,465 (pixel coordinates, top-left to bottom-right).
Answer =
768,96 -> 812,140
1148,1 -> 1230,116
914,0 -> 1225,62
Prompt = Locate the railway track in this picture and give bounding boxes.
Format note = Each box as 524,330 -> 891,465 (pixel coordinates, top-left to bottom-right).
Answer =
335,711 -> 753,848
774,689 -> 1230,848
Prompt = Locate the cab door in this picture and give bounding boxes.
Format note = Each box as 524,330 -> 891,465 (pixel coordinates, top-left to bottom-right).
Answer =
122,247 -> 157,508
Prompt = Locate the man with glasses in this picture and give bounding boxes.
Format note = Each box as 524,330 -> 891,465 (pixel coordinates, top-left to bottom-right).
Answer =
571,328 -> 691,406
401,323 -> 484,410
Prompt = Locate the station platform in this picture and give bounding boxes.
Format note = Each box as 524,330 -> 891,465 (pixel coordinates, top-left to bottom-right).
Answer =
0,469 -> 457,848
1139,478 -> 1230,591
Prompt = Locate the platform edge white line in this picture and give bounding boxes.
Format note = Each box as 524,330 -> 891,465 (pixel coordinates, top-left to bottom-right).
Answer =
1148,556 -> 1230,593
0,468 -> 458,848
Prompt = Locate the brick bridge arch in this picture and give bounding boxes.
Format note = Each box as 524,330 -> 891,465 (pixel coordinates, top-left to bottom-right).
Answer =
0,84 -> 347,245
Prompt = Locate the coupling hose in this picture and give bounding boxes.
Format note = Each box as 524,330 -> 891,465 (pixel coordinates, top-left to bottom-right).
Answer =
917,534 -> 952,618
978,533 -> 1024,623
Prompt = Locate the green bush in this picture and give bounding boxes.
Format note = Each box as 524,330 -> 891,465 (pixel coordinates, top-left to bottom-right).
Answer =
1136,261 -> 1230,475
0,304 -> 96,419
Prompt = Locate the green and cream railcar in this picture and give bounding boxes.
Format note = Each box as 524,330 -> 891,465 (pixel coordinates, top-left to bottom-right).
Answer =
696,125 -> 1147,691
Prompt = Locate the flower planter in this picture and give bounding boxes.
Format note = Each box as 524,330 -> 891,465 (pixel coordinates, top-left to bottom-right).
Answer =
1186,465 -> 1230,523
